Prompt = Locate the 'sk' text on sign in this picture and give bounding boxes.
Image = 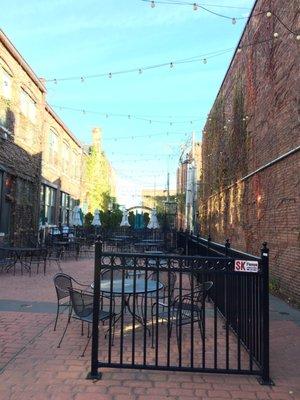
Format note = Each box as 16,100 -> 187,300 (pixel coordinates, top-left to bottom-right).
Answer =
234,260 -> 259,273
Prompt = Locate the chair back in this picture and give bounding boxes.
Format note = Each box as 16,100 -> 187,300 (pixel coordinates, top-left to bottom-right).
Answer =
53,273 -> 73,301
69,288 -> 93,318
150,270 -> 177,299
189,280 -> 214,304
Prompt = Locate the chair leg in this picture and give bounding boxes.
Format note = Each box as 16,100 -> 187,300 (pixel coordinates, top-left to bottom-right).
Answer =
53,303 -> 60,331
57,313 -> 71,348
81,332 -> 92,357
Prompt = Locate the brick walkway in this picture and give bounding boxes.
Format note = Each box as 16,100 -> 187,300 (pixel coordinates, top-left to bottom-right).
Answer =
0,258 -> 299,400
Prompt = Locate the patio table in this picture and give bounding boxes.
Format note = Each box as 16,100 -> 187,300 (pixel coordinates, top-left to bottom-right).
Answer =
0,246 -> 46,275
134,241 -> 164,252
92,278 -> 163,329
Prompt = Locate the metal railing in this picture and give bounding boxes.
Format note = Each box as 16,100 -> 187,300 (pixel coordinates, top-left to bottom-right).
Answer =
87,241 -> 273,385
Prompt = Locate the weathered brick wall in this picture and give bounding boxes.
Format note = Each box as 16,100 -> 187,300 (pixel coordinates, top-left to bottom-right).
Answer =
0,32 -> 45,240
201,0 -> 300,304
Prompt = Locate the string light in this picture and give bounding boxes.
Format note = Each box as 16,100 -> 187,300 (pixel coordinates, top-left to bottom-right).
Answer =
46,37 -> 281,84
80,77 -> 84,83
297,35 -> 300,41
51,104 -> 201,123
202,58 -> 207,64
139,68 -> 143,74
273,32 -> 279,38
150,0 -> 155,8
193,3 -> 198,11
266,11 -> 272,18
231,18 -> 236,25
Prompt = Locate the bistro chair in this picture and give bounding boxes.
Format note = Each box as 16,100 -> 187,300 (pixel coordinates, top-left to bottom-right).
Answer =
47,245 -> 64,272
57,288 -> 113,357
140,270 -> 177,321
151,281 -> 213,348
53,273 -> 91,331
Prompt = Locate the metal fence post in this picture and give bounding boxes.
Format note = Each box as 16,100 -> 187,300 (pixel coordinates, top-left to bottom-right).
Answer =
207,234 -> 211,256
225,239 -> 230,256
258,242 -> 274,386
185,229 -> 189,255
87,240 -> 102,380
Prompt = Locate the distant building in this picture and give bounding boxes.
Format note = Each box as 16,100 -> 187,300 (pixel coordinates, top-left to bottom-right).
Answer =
176,141 -> 202,233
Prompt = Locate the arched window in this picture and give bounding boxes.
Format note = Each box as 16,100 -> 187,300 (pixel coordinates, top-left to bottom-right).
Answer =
20,88 -> 36,123
49,128 -> 59,165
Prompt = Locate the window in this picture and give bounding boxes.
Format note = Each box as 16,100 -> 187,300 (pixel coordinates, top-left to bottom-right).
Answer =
20,89 -> 36,123
1,69 -> 12,99
49,128 -> 59,165
40,184 -> 56,225
60,192 -> 70,225
62,142 -> 69,173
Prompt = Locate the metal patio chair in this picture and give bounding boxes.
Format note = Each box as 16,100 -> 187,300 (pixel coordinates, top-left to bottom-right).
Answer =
53,272 -> 91,331
151,281 -> 213,348
57,288 -> 113,357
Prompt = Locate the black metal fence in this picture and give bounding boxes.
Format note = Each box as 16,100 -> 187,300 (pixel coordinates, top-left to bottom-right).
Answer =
87,241 -> 272,384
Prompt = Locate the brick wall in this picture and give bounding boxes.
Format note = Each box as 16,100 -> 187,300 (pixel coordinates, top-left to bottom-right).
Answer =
0,31 -> 45,241
200,0 -> 300,304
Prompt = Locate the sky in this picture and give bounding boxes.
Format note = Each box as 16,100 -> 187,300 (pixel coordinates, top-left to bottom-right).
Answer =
1,0 -> 254,207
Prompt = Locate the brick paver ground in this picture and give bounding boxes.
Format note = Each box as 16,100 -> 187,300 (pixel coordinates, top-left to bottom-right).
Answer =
0,257 -> 299,400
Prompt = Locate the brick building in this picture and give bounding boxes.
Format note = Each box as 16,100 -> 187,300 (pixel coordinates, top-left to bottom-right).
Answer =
0,30 -> 45,243
200,1 -> 300,304
41,105 -> 85,226
0,30 -> 115,241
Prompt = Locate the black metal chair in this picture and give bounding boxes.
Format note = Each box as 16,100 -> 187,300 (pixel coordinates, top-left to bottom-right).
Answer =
151,281 -> 213,348
47,245 -> 64,272
57,288 -> 113,357
141,270 -> 177,321
53,273 -> 91,331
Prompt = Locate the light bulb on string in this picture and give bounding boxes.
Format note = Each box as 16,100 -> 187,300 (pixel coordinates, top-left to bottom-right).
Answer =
82,109 -> 86,115
237,47 -> 242,53
297,35 -> 300,41
80,77 -> 84,83
151,1 -> 155,8
232,18 -> 237,25
54,79 -> 57,84
266,11 -> 272,18
108,72 -> 112,78
128,115 -> 131,119
193,3 -> 198,11
203,58 -> 207,64
170,62 -> 174,68
273,32 -> 279,38
138,68 -> 142,74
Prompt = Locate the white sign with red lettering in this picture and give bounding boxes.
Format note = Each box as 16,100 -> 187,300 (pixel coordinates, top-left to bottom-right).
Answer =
234,260 -> 259,273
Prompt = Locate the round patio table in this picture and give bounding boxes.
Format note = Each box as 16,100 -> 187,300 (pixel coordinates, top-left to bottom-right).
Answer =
93,278 -> 163,328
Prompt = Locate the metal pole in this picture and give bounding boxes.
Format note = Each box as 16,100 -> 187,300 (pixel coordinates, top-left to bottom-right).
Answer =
86,240 -> 102,380
258,242 -> 274,386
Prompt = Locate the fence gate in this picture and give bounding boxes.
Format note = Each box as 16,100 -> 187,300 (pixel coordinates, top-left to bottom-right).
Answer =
87,242 -> 273,385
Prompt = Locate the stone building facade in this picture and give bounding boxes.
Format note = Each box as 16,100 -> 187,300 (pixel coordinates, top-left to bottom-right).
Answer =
0,30 -> 115,241
0,30 -> 45,243
200,1 -> 300,304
